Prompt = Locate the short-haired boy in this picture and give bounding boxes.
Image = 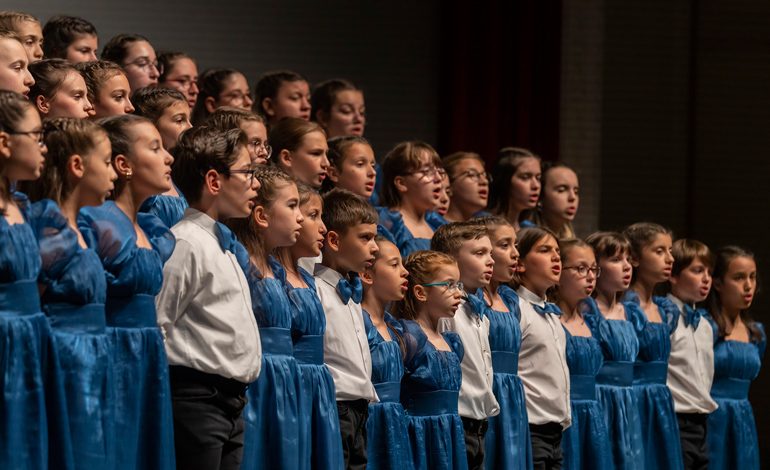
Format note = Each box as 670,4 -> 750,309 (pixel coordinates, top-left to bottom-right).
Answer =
433,221 -> 500,470
156,127 -> 262,470
314,188 -> 380,470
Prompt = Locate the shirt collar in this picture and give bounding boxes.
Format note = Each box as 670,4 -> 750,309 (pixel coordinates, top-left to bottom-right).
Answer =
314,263 -> 345,287
516,285 -> 546,307
184,208 -> 219,238
666,293 -> 686,312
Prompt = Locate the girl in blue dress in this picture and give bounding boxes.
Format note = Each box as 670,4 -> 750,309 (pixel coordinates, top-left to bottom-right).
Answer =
474,216 -> 532,470
622,223 -> 683,470
26,117 -> 117,469
205,107 -> 271,165
555,239 -> 612,470
322,135 -> 377,201
705,246 -> 765,470
441,152 -> 490,223
378,141 -> 447,257
392,250 -> 468,470
0,90 -> 59,469
270,118 -> 330,190
78,114 -> 176,470
360,236 -> 412,470
28,58 -> 95,119
584,231 -> 644,470
277,183 -> 344,469
486,147 -> 540,232
227,166 -> 304,469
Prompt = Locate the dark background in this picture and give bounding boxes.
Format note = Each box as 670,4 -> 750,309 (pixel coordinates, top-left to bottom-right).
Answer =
9,0 -> 769,463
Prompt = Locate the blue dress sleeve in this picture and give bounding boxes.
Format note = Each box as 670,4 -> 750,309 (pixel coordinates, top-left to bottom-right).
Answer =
623,299 -> 647,334
399,319 -> 428,372
444,331 -> 465,363
29,199 -> 77,284
653,295 -> 680,335
702,311 -> 720,344
580,296 -> 604,334
425,211 -> 448,230
497,285 -> 522,321
137,213 -> 176,263
754,322 -> 766,358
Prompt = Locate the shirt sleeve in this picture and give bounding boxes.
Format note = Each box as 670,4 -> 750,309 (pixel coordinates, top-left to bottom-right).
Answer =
155,238 -> 198,335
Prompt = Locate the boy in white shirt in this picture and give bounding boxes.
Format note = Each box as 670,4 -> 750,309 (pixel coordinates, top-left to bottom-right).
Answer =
314,188 -> 379,470
156,127 -> 262,470
433,221 -> 500,470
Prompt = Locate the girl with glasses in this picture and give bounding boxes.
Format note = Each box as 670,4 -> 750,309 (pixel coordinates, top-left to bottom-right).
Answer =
192,67 -> 253,125
206,107 -> 271,165
101,33 -> 159,92
442,151 -> 490,223
157,51 -> 199,109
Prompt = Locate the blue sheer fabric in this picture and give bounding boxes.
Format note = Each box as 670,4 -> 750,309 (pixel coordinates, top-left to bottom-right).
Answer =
78,201 -> 175,470
478,286 -> 533,470
0,193 -> 63,469
287,267 -> 344,470
376,207 -> 447,257
31,200 -> 115,469
562,325 -> 613,470
582,297 -> 644,470
362,310 -> 411,470
399,319 -> 468,470
705,315 -> 765,470
138,189 -> 188,228
241,256 -> 302,469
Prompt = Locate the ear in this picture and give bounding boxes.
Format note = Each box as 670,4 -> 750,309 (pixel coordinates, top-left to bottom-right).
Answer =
113,154 -> 132,178
516,261 -> 527,274
361,270 -> 374,285
326,229 -> 341,253
316,109 -> 329,128
629,255 -> 640,268
204,96 -> 218,114
278,149 -> 292,169
326,164 -> 340,183
35,95 -> 50,115
393,175 -> 408,194
413,284 -> 428,302
251,204 -> 269,229
0,132 -> 10,159
204,169 -> 221,196
262,97 -> 275,117
712,277 -> 723,294
68,154 -> 85,179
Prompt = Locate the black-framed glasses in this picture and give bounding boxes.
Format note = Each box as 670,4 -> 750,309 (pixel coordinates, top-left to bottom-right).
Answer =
456,169 -> 492,183
229,167 -> 259,183
8,129 -> 45,147
248,140 -> 272,159
420,280 -> 464,293
410,166 -> 447,182
563,265 -> 601,278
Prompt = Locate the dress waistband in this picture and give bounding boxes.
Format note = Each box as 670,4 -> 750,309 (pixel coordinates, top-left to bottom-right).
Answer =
45,303 -> 106,333
293,335 -> 324,365
596,361 -> 634,387
259,327 -> 294,356
570,374 -> 597,401
106,294 -> 157,328
374,381 -> 401,403
0,280 -> 41,316
711,378 -> 751,400
404,390 -> 459,416
492,351 -> 518,375
633,361 -> 668,385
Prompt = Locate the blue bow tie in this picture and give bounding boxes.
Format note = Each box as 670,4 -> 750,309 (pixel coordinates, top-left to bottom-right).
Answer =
683,303 -> 702,329
532,302 -> 562,316
214,222 -> 251,273
337,274 -> 363,304
466,289 -> 488,319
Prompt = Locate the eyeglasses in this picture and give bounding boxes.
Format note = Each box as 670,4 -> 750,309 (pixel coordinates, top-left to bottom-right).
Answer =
8,129 -> 45,147
420,280 -> 464,293
221,90 -> 252,104
124,57 -> 159,71
410,166 -> 447,182
456,169 -> 492,183
167,77 -> 198,90
229,167 -> 259,183
248,140 -> 272,159
563,265 -> 601,278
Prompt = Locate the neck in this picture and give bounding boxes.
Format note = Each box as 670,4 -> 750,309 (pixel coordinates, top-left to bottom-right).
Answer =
631,280 -> 655,304
558,298 -> 579,319
543,212 -> 567,236
362,292 -> 386,320
321,253 -> 350,276
721,306 -> 742,326
189,197 -> 220,222
58,194 -> 82,233
445,201 -> 476,222
505,206 -> 521,227
415,310 -> 439,332
484,279 -> 501,298
595,288 -> 617,311
522,280 -> 547,299
114,188 -> 144,223
396,197 -> 426,221
670,290 -> 694,306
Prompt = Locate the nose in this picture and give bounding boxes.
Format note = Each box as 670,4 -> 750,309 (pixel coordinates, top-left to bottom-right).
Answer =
320,153 -> 330,170
163,148 -> 174,166
88,51 -> 97,61
149,64 -> 160,80
34,43 -> 43,60
24,69 -> 34,87
251,175 -> 261,191
125,98 -> 135,114
189,81 -> 199,96
243,94 -> 254,109
319,221 -> 327,235
301,96 -> 311,111
296,212 -> 305,224
83,97 -> 94,113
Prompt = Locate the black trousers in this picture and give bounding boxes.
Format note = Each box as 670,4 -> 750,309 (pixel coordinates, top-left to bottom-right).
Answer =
337,399 -> 369,470
529,422 -> 563,470
677,413 -> 709,470
462,417 -> 489,470
169,366 -> 249,470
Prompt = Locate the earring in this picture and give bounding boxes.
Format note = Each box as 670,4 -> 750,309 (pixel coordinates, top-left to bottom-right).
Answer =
125,169 -> 133,180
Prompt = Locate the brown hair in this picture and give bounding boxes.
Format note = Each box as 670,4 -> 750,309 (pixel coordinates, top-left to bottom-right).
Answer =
0,90 -> 35,212
191,68 -> 241,125
551,238 -> 593,304
76,60 -> 125,104
392,250 -> 457,321
28,59 -> 78,103
98,114 -> 154,197
586,231 -> 631,302
205,106 -> 264,131
0,11 -> 39,32
707,246 -> 762,341
511,226 -> 558,289
442,151 -> 484,182
321,135 -> 372,193
672,239 -> 714,276
430,221 -> 488,256
529,161 -> 577,239
254,70 -> 307,120
310,78 -> 360,125
488,146 -> 540,217
131,86 -> 186,124
381,141 -> 441,208
270,117 -> 326,171
321,188 -> 377,235
42,15 -> 97,59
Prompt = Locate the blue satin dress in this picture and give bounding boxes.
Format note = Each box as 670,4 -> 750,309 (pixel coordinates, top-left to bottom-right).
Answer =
623,293 -> 683,470
362,310 -> 411,469
241,256 -> 302,469
479,286 -> 533,470
138,189 -> 187,228
705,316 -> 765,470
562,325 -> 613,470
287,267 -> 344,469
78,201 -> 175,470
31,200 -> 116,469
399,319 -> 468,470
376,208 -> 446,257
582,297 -> 644,470
0,193 -> 63,469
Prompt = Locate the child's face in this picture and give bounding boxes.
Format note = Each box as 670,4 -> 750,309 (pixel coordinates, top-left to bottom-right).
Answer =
217,145 -> 259,219
92,73 -> 134,118
397,151 -> 444,211
519,234 -> 561,295
434,173 -> 450,216
489,224 -> 518,283
332,223 -> 379,273
283,130 -> 329,189
449,158 -> 488,214
671,258 -> 712,304
455,236 -> 494,291
125,122 -> 174,197
714,256 -> 757,312
596,248 -> 633,295
293,194 -> 326,258
65,33 -> 98,64
560,246 -> 598,304
509,157 -> 541,212
633,233 -> 674,285
17,20 -> 43,63
542,167 -> 579,222
40,71 -> 94,119
329,142 -> 376,198
324,90 -> 365,138
2,106 -> 46,181
161,57 -> 199,108
156,101 -> 192,150
420,262 -> 463,320
261,182 -> 303,249
122,40 -> 159,92
265,80 -> 311,122
217,73 -> 253,110
366,241 -> 409,302
240,120 -> 269,165
79,133 -> 116,206
0,38 -> 34,96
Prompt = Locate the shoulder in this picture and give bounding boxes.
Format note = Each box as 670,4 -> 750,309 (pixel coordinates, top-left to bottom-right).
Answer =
653,295 -> 680,333
443,331 -> 465,360
28,199 -> 67,235
138,212 -> 175,261
425,211 -> 448,230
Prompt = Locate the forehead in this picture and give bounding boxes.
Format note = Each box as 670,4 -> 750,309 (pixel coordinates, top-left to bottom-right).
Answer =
161,100 -> 190,117
168,57 -> 197,76
546,166 -> 578,185
515,157 -> 541,174
346,142 -> 374,158
301,130 -> 328,148
727,255 -> 756,273
70,33 -> 98,46
301,193 -> 322,210
0,38 -> 27,60
16,20 -> 42,37
565,245 -> 595,264
334,89 -> 363,105
433,262 -> 460,280
376,239 -> 400,258
240,120 -> 266,137
125,40 -> 155,59
17,105 -> 41,127
490,224 -> 516,241
453,157 -> 484,174
101,73 -> 130,91
223,72 -> 249,91
647,233 -> 672,248
462,235 -> 492,250
349,222 -> 377,235
533,234 -> 558,249
132,121 -> 161,142
279,79 -> 309,95
59,70 -> 87,89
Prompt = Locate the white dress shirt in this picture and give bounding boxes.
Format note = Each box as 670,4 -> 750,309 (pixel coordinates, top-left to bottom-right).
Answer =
666,294 -> 718,414
155,209 -> 262,384
314,264 -> 378,402
438,299 -> 500,420
517,286 -> 572,428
